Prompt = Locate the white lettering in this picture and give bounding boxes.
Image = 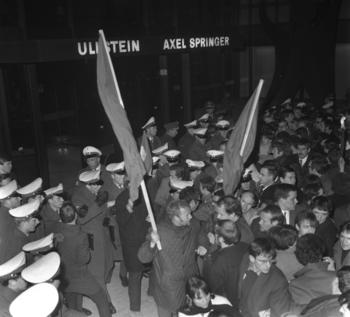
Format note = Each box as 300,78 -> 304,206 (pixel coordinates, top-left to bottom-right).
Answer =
119,40 -> 127,53
77,42 -> 87,56
131,40 -> 140,52
163,39 -> 170,50
88,41 -> 96,55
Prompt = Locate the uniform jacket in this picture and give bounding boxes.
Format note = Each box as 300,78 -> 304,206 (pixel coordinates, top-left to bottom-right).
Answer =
178,132 -> 196,159
160,133 -> 177,150
238,253 -> 295,317
40,203 -> 60,235
0,285 -> 17,317
206,133 -> 226,151
138,217 -> 202,312
54,222 -> 102,295
188,139 -> 209,162
203,242 -> 249,307
289,262 -> 336,305
115,188 -> 149,272
71,184 -> 113,283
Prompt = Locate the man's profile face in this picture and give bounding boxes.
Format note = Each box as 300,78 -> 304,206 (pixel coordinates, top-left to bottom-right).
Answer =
280,172 -> 296,185
340,231 -> 350,251
176,207 -> 192,226
259,168 -> 273,187
259,212 -> 274,232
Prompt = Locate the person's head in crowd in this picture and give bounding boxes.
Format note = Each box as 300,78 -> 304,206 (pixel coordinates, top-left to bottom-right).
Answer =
303,183 -> 324,203
239,191 -> 257,214
328,148 -> 342,166
339,222 -> 350,252
43,184 -> 65,213
323,118 -> 334,135
288,135 -> 300,154
199,175 -> 216,199
295,211 -> 318,236
16,178 -> 44,205
186,160 -> 204,182
271,141 -> 285,159
281,110 -> 294,124
169,163 -> 185,181
259,162 -> 278,188
0,180 -> 21,209
0,173 -> 12,186
293,107 -> 304,120
314,115 -> 326,132
106,162 -> 126,187
166,200 -> 192,227
11,199 -> 41,236
0,252 -> 27,293
295,233 -> 325,266
179,187 -> 200,212
164,121 -> 179,138
82,146 -> 102,170
295,126 -> 310,139
78,170 -> 103,196
268,225 -> 298,251
212,188 -> 225,203
274,183 -> 298,212
308,157 -> 329,177
215,219 -> 241,248
311,196 -> 332,225
259,204 -> 285,232
215,120 -> 230,139
215,195 -> 242,223
278,166 -> 297,186
184,276 -> 213,311
274,131 -> 291,144
59,201 -> 78,224
304,174 -> 322,187
323,139 -> 340,155
193,128 -> 208,145
297,138 -> 311,161
248,238 -> 276,274
0,153 -> 12,175
143,117 -> 158,138
260,130 -> 273,147
277,120 -> 288,133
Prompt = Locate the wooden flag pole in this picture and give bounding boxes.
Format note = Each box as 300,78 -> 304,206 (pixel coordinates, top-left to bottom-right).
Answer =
99,29 -> 161,250
140,180 -> 162,250
240,79 -> 264,156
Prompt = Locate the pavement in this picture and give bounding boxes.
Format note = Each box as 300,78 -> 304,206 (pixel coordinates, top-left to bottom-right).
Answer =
84,262 -> 158,317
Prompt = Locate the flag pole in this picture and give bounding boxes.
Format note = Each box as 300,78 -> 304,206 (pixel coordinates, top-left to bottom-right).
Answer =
98,29 -> 161,250
240,79 -> 264,156
140,180 -> 161,250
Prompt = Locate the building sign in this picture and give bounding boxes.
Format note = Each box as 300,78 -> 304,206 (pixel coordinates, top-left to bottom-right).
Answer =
77,35 -> 232,56
0,33 -> 242,63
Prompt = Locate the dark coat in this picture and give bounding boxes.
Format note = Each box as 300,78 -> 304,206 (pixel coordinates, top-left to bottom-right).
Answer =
40,203 -> 60,235
203,242 -> 249,307
160,133 -> 177,150
54,222 -> 103,295
71,184 -> 113,284
115,188 -> 149,272
238,253 -> 296,317
0,285 -> 17,317
138,217 -> 201,312
315,217 -> 337,257
188,139 -> 208,162
334,240 -> 350,270
300,295 -> 341,317
289,262 -> 336,305
206,132 -> 225,150
178,132 -> 196,159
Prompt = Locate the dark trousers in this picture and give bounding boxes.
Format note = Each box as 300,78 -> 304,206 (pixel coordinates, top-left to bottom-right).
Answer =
65,290 -> 111,317
156,305 -> 174,317
128,271 -> 142,311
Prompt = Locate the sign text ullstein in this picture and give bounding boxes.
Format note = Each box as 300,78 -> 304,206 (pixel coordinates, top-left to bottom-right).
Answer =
77,36 -> 230,56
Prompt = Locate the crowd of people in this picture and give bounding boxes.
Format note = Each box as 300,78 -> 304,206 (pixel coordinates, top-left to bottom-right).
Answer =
2,98 -> 350,317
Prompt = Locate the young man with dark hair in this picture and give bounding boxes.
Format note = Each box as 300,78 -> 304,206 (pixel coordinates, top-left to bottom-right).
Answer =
203,220 -> 248,308
215,196 -> 254,244
334,221 -> 350,269
289,234 -> 336,305
268,225 -> 303,281
295,211 -> 318,237
258,162 -> 278,206
274,183 -> 298,225
239,238 -> 296,317
311,196 -> 337,257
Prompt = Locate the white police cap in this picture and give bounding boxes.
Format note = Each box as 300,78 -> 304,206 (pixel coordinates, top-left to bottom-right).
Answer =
198,113 -> 209,122
141,116 -> 156,130
22,233 -> 54,253
16,178 -> 43,197
78,170 -> 102,185
170,179 -> 194,191
0,179 -> 17,200
184,120 -> 197,128
207,150 -> 224,159
152,143 -> 168,155
9,198 -> 40,218
193,128 -> 208,137
43,183 -> 63,197
185,159 -> 205,170
9,283 -> 59,317
21,252 -> 60,284
82,146 -> 102,158
216,120 -> 230,129
106,162 -> 125,174
0,251 -> 25,280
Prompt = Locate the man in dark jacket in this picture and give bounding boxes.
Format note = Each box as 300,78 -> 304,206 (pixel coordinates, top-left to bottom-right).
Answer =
203,219 -> 248,307
138,200 -> 206,317
54,201 -> 111,317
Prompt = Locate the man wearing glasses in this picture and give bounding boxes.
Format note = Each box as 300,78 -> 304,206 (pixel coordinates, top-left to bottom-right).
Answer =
239,238 -> 297,317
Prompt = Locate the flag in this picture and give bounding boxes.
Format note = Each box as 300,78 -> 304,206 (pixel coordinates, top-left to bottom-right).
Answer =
97,30 -> 145,201
140,132 -> 153,175
223,80 -> 264,195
